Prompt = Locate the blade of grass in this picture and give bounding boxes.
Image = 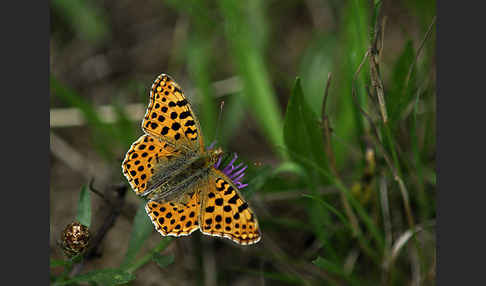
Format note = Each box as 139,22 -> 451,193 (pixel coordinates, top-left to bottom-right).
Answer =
76,185 -> 91,228
187,32 -> 218,142
219,0 -> 284,156
331,0 -> 370,168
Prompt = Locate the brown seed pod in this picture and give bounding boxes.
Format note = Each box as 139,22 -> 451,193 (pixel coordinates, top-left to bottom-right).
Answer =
60,222 -> 90,258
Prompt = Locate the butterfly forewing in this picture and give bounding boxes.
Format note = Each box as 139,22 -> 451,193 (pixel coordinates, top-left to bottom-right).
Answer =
200,170 -> 261,245
142,74 -> 203,154
122,134 -> 184,195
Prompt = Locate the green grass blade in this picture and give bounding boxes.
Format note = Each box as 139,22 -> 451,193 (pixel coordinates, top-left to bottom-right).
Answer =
388,39 -> 416,128
219,0 -> 284,155
76,185 -> 91,228
331,0 -> 370,167
187,33 -> 218,143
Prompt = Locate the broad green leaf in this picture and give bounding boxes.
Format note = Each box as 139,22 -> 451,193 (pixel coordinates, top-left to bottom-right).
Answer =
120,201 -> 154,268
283,78 -> 328,177
76,185 -> 91,228
299,34 -> 336,116
283,81 -> 337,258
152,253 -> 175,268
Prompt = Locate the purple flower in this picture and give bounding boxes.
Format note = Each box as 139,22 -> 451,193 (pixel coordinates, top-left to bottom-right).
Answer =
210,142 -> 248,189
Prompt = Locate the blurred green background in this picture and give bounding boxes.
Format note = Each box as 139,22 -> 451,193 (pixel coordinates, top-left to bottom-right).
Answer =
50,0 -> 436,285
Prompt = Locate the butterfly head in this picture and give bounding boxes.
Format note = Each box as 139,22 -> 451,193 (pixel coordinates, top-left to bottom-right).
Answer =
209,147 -> 224,165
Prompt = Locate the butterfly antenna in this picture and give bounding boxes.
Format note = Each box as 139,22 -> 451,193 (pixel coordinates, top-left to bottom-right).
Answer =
214,100 -> 225,144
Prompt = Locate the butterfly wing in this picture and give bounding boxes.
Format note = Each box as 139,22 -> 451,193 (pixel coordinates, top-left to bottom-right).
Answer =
145,191 -> 201,237
199,169 -> 261,245
142,74 -> 203,154
122,134 -> 185,196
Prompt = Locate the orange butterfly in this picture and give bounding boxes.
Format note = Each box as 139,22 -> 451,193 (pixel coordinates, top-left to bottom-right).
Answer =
122,74 -> 261,245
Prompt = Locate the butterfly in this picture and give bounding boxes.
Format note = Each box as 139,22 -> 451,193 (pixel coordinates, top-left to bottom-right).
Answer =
122,74 -> 261,245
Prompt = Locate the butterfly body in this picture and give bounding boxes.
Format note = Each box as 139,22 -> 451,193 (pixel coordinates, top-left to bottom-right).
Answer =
122,74 -> 261,245
144,148 -> 222,203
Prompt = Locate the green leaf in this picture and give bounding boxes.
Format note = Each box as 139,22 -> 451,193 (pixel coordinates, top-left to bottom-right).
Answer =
331,0 -> 370,167
299,34 -> 336,116
120,201 -> 154,269
283,78 -> 328,178
56,269 -> 135,286
76,185 -> 91,228
152,253 -> 175,268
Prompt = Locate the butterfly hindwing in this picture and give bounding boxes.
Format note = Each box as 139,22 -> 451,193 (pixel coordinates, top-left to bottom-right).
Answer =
145,191 -> 201,237
142,74 -> 203,154
122,134 -> 183,195
200,170 -> 261,245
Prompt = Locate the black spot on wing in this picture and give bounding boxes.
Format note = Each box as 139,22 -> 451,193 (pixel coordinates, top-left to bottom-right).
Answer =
238,203 -> 248,213
228,194 -> 239,204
